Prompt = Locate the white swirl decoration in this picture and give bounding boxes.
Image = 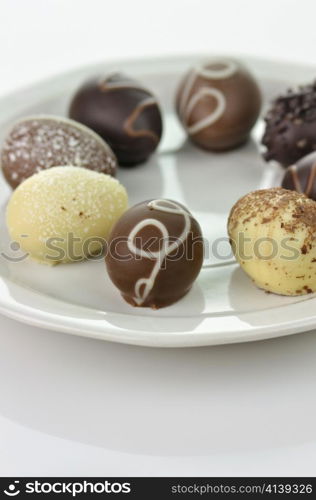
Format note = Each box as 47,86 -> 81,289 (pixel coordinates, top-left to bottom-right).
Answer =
178,59 -> 237,136
127,199 -> 191,306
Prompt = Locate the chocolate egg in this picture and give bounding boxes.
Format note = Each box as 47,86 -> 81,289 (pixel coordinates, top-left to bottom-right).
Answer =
262,82 -> 316,167
176,58 -> 261,151
0,115 -> 117,189
282,151 -> 316,200
69,73 -> 163,166
106,199 -> 204,308
228,188 -> 316,296
6,166 -> 128,265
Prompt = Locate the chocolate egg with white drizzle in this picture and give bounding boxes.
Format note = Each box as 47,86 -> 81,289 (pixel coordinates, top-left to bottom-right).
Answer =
282,151 -> 316,201
69,73 -> 163,166
176,58 -> 261,151
106,199 -> 204,308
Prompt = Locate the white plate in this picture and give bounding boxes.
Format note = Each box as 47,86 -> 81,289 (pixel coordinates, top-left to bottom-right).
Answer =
1,55 -> 316,347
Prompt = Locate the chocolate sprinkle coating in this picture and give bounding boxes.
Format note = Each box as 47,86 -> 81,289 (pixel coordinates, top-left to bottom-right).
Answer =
228,187 -> 316,236
262,82 -> 316,167
69,73 -> 163,166
0,116 -> 117,189
282,151 -> 316,201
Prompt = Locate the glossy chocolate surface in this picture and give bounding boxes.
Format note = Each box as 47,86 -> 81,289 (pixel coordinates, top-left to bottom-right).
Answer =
175,58 -> 261,151
69,73 -> 163,166
106,199 -> 204,308
282,151 -> 316,200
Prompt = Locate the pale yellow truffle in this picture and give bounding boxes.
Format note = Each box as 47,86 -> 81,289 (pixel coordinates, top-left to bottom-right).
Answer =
228,188 -> 316,296
6,166 -> 128,265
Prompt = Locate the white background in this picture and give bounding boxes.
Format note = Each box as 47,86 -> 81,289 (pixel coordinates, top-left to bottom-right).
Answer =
1,0 -> 316,477
1,0 -> 316,96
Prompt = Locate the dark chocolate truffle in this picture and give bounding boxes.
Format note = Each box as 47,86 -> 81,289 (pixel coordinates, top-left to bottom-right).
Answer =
106,199 -> 204,308
262,82 -> 316,167
69,73 -> 163,166
282,151 -> 316,200
0,115 -> 117,189
175,58 -> 261,151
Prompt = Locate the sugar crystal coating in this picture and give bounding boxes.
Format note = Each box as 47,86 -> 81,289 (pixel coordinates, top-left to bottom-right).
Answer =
6,166 -> 128,265
1,116 -> 117,188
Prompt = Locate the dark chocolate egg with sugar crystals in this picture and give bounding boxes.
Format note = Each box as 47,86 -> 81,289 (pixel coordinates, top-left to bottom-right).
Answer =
175,58 -> 261,151
69,73 -> 163,166
106,199 -> 204,308
0,115 -> 117,189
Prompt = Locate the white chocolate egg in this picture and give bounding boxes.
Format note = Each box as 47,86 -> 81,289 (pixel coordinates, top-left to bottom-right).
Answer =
6,166 -> 128,265
228,188 -> 316,295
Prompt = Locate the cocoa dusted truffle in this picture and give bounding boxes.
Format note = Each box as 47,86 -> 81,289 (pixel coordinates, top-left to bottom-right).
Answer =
0,115 -> 117,189
69,73 -> 163,166
106,199 -> 204,308
175,58 -> 261,151
262,82 -> 316,167
228,188 -> 316,296
282,151 -> 316,200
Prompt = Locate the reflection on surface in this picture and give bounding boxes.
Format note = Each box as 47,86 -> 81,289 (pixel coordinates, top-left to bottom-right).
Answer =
0,316 -> 316,457
172,136 -> 266,214
228,266 -> 314,317
0,62 -> 315,460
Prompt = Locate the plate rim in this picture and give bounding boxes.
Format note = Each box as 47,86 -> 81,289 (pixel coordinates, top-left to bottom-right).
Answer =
1,53 -> 316,347
0,283 -> 316,347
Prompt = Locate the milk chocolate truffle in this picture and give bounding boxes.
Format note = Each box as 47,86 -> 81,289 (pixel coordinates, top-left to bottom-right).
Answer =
228,188 -> 316,296
69,73 -> 163,166
175,58 -> 261,151
6,166 -> 128,265
0,116 -> 117,189
262,82 -> 316,167
282,151 -> 316,200
106,199 -> 204,308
